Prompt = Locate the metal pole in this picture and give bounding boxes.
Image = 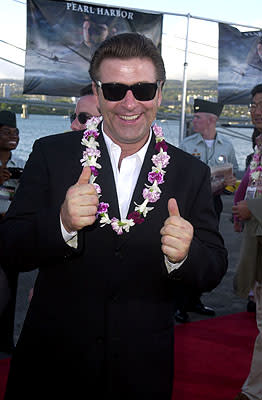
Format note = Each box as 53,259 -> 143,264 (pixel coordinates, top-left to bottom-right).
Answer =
179,13 -> 190,144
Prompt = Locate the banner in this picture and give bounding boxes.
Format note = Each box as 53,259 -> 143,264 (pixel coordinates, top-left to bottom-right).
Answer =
218,23 -> 262,105
23,0 -> 163,97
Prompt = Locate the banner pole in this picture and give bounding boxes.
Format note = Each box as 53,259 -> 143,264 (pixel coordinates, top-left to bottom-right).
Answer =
179,13 -> 190,144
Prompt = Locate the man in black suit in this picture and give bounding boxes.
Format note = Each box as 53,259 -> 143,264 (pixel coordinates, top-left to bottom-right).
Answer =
0,33 -> 227,400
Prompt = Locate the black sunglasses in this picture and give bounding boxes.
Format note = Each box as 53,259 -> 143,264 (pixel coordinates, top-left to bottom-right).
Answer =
96,80 -> 161,101
70,112 -> 92,124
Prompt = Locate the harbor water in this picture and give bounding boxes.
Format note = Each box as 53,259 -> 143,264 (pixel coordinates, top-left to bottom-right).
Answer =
15,114 -> 253,172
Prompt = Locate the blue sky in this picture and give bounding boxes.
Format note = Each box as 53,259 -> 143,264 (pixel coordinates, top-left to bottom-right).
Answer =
0,0 -> 261,81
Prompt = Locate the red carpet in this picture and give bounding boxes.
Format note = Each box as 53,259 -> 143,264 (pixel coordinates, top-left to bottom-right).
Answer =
0,358 -> 10,400
172,312 -> 258,400
0,312 -> 257,400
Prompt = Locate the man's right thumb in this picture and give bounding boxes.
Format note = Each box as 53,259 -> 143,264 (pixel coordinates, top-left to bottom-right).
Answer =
77,166 -> 91,185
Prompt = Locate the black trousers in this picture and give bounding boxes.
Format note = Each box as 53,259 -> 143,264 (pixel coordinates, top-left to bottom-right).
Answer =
213,194 -> 223,223
0,266 -> 10,316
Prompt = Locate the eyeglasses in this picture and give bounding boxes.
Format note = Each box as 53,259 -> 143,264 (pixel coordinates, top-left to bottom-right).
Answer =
248,101 -> 262,113
70,112 -> 92,124
95,80 -> 161,102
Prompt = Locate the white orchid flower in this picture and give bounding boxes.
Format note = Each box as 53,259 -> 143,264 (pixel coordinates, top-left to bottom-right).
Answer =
145,180 -> 162,193
135,199 -> 154,217
100,214 -> 111,227
122,219 -> 135,232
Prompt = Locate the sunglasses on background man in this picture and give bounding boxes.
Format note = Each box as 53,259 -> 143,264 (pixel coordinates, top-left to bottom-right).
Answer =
70,112 -> 93,124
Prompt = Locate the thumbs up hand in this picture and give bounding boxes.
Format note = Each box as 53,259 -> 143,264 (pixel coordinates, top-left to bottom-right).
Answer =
60,166 -> 99,232
160,198 -> 193,263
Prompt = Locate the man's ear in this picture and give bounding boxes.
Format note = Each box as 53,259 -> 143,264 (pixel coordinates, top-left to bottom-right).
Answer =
92,82 -> 100,108
157,84 -> 162,107
92,81 -> 98,97
257,43 -> 262,58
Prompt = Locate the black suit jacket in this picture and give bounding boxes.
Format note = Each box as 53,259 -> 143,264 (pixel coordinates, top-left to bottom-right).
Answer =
0,128 -> 227,400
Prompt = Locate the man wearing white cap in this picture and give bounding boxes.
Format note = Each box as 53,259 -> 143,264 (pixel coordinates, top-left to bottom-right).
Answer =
175,99 -> 238,322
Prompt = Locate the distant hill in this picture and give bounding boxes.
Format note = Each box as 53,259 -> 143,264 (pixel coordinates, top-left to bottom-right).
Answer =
0,79 -> 23,84
163,79 -> 217,89
0,78 -> 218,90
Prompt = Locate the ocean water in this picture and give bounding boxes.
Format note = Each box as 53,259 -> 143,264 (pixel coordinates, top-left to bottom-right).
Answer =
15,114 -> 252,172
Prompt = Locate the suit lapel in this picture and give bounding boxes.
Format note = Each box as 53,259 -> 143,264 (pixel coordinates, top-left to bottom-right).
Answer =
96,132 -> 120,220
65,130 -> 85,185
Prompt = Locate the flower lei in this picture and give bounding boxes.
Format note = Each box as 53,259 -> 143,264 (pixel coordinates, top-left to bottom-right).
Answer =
249,134 -> 262,184
80,116 -> 170,235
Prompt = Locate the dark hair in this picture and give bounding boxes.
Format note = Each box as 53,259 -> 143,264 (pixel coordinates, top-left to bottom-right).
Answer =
251,127 -> 261,149
79,84 -> 94,97
251,84 -> 262,98
89,32 -> 166,83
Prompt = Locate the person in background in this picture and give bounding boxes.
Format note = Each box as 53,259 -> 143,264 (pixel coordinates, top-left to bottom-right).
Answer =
245,130 -> 260,313
175,99 -> 238,323
0,33 -> 227,400
180,99 -> 238,221
70,83 -> 100,131
232,129 -> 262,400
233,84 -> 262,319
0,110 -> 24,354
232,199 -> 262,400
235,86 -> 262,314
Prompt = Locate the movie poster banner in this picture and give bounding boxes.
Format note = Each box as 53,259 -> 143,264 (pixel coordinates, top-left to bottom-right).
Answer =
218,23 -> 262,105
24,0 -> 163,97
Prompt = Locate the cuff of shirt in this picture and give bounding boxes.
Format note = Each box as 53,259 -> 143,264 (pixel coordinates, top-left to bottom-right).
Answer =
164,255 -> 187,274
60,216 -> 78,248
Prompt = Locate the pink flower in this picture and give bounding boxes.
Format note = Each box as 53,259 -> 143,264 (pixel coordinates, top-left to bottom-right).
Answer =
83,148 -> 101,157
93,183 -> 101,194
143,188 -> 161,203
90,166 -> 99,176
152,124 -> 163,137
148,171 -> 164,184
111,218 -> 123,235
128,211 -> 144,224
152,152 -> 170,168
83,129 -> 99,139
155,140 -> 168,152
97,202 -> 109,214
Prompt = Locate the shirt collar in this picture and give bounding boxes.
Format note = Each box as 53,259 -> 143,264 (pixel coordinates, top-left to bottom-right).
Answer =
102,122 -> 152,163
195,132 -> 223,144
